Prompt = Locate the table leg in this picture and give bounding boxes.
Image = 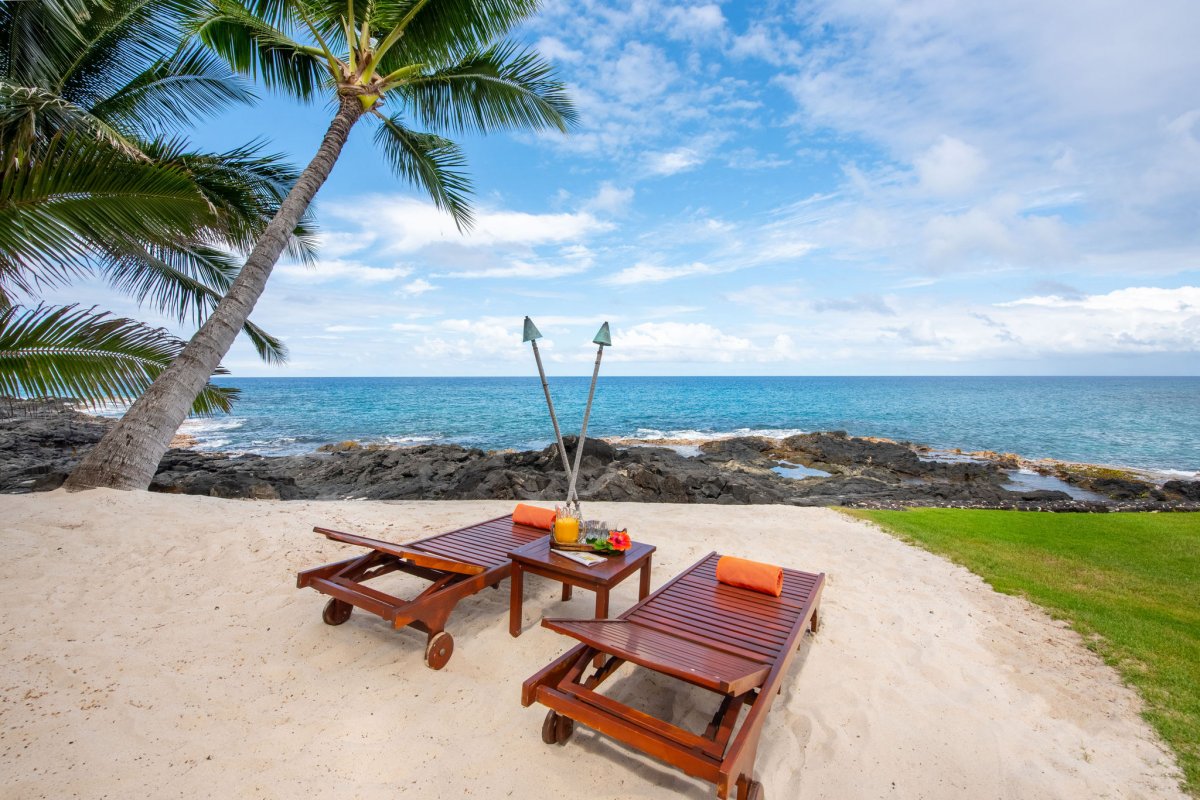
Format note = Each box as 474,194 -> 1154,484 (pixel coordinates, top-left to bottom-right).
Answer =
562,582 -> 573,601
639,556 -> 652,600
593,589 -> 610,666
509,565 -> 524,637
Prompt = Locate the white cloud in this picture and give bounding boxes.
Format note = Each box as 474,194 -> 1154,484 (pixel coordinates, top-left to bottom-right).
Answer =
611,42 -> 677,102
663,4 -> 726,42
1000,285 -> 1200,313
400,278 -> 437,297
602,261 -> 717,286
437,244 -> 595,279
535,35 -> 582,63
914,136 -> 988,196
583,181 -> 634,215
330,196 -> 611,255
644,147 -> 705,176
612,322 -> 756,363
276,259 -> 412,283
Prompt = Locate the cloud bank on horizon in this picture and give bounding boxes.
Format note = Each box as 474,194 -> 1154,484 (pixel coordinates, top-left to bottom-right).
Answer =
62,0 -> 1200,375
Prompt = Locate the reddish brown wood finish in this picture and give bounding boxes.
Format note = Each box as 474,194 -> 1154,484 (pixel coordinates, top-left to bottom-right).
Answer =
297,515 -> 545,669
522,551 -> 825,799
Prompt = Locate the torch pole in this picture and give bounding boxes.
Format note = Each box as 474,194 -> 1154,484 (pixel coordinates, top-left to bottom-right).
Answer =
567,342 -> 605,502
530,338 -> 574,484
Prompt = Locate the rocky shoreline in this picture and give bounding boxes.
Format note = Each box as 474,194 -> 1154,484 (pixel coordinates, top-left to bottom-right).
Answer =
3,400 -> 1199,511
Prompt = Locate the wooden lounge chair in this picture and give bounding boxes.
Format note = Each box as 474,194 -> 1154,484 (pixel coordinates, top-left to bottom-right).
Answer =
297,514 -> 546,669
522,552 -> 825,800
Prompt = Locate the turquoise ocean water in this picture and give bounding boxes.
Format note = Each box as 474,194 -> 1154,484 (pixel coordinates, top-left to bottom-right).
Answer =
165,376 -> 1200,476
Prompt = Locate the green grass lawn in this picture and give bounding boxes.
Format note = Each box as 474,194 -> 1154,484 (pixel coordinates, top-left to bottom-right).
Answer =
845,509 -> 1200,797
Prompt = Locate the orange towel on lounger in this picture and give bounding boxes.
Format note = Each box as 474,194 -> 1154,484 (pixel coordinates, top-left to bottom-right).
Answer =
513,503 -> 556,530
716,555 -> 783,596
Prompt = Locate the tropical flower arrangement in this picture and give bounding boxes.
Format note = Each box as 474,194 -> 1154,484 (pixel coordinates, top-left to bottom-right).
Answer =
592,529 -> 631,554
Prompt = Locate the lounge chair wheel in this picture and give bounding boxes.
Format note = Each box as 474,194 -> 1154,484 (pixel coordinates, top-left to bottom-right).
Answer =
424,631 -> 453,670
743,779 -> 765,800
541,711 -> 559,744
541,710 -> 573,744
322,599 -> 353,626
555,713 -> 574,745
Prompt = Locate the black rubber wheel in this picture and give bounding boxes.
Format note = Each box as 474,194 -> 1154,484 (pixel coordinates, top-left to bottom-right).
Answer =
424,631 -> 454,670
322,598 -> 352,626
745,779 -> 765,800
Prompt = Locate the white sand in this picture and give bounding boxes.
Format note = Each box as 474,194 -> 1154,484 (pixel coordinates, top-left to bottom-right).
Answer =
0,491 -> 1184,799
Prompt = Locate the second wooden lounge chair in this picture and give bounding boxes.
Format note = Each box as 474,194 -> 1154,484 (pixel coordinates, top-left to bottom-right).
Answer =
522,551 -> 825,800
297,514 -> 545,669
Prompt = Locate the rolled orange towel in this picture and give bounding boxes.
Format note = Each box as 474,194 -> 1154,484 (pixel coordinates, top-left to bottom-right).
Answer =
716,555 -> 783,597
512,503 -> 556,530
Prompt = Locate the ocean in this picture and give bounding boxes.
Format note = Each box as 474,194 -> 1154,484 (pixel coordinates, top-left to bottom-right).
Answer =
157,376 -> 1200,477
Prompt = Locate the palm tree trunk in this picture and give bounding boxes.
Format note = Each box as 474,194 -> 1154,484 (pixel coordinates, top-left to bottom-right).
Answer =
65,96 -> 365,491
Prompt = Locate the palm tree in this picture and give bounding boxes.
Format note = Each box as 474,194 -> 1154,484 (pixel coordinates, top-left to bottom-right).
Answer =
67,0 -> 575,490
1,0 -> 312,381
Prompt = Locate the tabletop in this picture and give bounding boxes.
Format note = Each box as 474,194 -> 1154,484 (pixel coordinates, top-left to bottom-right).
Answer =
509,537 -> 655,583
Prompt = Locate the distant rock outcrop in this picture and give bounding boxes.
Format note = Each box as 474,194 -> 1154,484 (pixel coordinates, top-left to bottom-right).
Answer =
2,401 -> 1195,511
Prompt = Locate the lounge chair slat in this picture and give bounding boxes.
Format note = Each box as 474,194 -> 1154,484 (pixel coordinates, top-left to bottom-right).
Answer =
646,593 -> 795,640
621,615 -> 774,664
542,619 -> 770,695
671,575 -> 805,610
628,607 -> 781,659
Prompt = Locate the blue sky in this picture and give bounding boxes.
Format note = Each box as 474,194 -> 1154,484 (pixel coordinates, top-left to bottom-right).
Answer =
64,0 -> 1200,376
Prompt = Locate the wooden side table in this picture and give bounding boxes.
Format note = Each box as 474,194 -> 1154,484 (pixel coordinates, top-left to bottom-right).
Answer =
508,538 -> 655,639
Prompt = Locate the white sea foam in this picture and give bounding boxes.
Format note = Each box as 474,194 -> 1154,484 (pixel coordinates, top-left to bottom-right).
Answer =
79,400 -> 132,417
383,434 -> 442,446
621,427 -> 808,443
1155,468 -> 1200,480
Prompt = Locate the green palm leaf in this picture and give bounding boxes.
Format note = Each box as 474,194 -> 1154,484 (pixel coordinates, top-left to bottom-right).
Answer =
397,40 -> 576,135
88,43 -> 255,140
0,134 -> 215,299
372,113 -> 473,228
0,303 -> 238,414
192,0 -> 330,100
372,0 -> 542,68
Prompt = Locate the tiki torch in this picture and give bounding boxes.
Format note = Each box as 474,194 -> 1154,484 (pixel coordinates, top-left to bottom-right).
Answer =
567,322 -> 611,502
523,317 -> 573,483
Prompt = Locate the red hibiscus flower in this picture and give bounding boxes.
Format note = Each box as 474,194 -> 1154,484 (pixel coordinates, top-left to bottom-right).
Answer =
607,530 -> 631,551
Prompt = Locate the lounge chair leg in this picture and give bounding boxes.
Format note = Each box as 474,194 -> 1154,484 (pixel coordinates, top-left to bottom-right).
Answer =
809,607 -> 820,634
322,599 -> 353,626
424,631 -> 454,670
736,777 -> 764,800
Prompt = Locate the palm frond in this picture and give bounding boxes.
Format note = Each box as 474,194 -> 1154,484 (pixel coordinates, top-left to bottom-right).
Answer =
0,0 -> 89,88
192,0 -> 332,100
0,82 -> 148,160
141,137 -> 319,260
372,0 -> 542,69
0,303 -> 238,415
88,44 -> 255,139
0,134 -> 216,294
396,40 -> 576,135
100,243 -> 289,363
372,113 -> 473,229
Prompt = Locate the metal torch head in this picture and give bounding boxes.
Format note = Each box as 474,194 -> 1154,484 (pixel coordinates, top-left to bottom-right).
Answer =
592,321 -> 612,347
522,316 -> 543,343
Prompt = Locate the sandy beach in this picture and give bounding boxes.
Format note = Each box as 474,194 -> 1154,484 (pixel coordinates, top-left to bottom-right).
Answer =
0,491 -> 1184,799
